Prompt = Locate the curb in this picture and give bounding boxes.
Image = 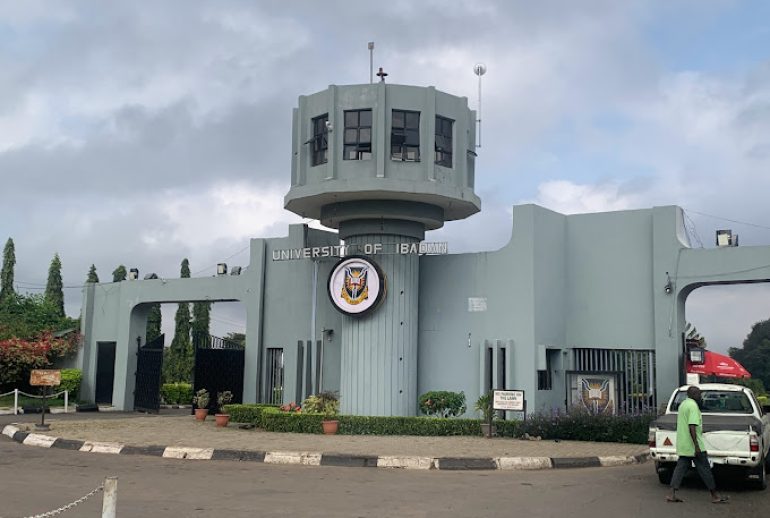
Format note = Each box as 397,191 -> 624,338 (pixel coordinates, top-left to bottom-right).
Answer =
1,424 -> 649,472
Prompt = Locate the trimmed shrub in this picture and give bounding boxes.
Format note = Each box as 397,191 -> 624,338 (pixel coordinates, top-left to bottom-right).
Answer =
57,369 -> 82,400
496,411 -> 654,444
339,416 -> 481,436
262,407 -> 325,433
160,383 -> 193,405
222,403 -> 280,425
418,390 -> 466,418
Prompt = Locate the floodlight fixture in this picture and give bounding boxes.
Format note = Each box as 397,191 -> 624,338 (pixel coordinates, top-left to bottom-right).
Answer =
144,273 -> 158,280
716,229 -> 738,247
128,268 -> 139,280
217,263 -> 228,275
230,266 -> 242,276
689,348 -> 705,365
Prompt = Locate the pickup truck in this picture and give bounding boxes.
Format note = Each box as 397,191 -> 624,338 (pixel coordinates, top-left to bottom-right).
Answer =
649,383 -> 770,490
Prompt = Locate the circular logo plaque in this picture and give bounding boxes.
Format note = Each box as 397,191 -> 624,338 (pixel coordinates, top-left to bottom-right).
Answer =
327,255 -> 386,316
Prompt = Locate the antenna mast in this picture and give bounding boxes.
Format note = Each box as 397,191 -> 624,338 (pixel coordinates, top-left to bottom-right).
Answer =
473,63 -> 486,148
368,42 -> 375,84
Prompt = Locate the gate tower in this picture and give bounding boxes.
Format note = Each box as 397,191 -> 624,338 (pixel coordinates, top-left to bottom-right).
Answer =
285,82 -> 481,415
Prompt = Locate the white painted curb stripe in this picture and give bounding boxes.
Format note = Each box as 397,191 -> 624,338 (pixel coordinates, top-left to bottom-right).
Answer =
80,441 -> 123,454
23,434 -> 57,448
376,456 -> 435,470
496,457 -> 553,470
264,451 -> 322,466
2,425 -> 20,438
598,455 -> 635,467
163,447 -> 214,460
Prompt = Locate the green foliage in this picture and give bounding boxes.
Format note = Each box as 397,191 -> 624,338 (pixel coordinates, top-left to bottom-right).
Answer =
217,391 -> 234,413
221,403 -> 280,424
164,259 -> 193,383
301,391 -> 339,418
161,382 -> 193,405
59,368 -> 82,400
225,332 -> 246,347
418,390 -> 466,418
146,303 -> 162,342
726,377 -> 767,397
112,265 -> 127,282
191,301 -> 210,343
0,293 -> 78,341
86,264 -> 99,284
474,391 -> 495,421
192,388 -> 209,409
338,416 -> 482,436
729,318 -> 770,391
0,238 -> 15,303
44,253 -> 65,318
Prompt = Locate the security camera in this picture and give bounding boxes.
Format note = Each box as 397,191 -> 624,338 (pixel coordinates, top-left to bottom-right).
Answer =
325,120 -> 333,132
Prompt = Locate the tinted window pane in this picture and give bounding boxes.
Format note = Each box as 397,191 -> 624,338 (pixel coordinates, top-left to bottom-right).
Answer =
344,128 -> 357,144
345,111 -> 358,127
344,145 -> 357,160
405,129 -> 419,146
359,128 -> 371,143
392,110 -> 404,128
405,111 -> 419,128
359,110 -> 372,127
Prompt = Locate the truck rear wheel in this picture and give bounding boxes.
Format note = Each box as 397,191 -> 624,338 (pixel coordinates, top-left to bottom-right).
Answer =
747,462 -> 767,490
656,462 -> 673,485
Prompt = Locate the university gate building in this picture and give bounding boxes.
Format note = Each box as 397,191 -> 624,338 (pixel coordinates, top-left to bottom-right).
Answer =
77,81 -> 770,416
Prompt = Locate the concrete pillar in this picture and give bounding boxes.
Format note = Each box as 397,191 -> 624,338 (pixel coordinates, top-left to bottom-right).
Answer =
339,234 -> 419,416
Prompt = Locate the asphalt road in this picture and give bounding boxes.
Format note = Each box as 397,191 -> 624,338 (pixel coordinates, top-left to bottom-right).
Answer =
0,439 -> 767,518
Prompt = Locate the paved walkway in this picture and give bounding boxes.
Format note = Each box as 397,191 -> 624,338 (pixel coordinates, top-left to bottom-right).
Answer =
5,413 -> 647,460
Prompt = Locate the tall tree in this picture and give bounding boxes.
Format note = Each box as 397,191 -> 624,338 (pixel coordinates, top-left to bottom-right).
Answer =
112,265 -> 127,282
45,253 -> 65,318
146,303 -> 162,342
730,319 -> 770,391
86,264 -> 99,283
164,259 -> 192,382
191,300 -> 211,346
0,238 -> 15,303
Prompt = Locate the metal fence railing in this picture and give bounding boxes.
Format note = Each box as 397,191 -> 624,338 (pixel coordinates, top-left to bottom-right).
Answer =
0,389 -> 71,415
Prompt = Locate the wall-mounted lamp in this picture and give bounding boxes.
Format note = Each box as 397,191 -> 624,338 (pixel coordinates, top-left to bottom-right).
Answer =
230,266 -> 242,276
688,348 -> 705,364
467,332 -> 472,348
322,328 -> 334,341
143,273 -> 158,280
664,272 -> 673,295
128,268 -> 139,280
716,229 -> 738,247
217,263 -> 228,275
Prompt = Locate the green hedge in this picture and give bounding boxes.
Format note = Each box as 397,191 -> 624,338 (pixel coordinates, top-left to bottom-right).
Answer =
219,404 -> 653,444
222,403 -> 280,425
57,369 -> 82,400
160,383 -> 193,405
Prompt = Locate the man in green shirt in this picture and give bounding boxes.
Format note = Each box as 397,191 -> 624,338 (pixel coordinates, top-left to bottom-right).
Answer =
667,386 -> 728,503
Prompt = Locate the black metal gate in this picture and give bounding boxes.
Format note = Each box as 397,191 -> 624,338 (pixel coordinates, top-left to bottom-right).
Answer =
134,334 -> 165,413
193,333 -> 245,414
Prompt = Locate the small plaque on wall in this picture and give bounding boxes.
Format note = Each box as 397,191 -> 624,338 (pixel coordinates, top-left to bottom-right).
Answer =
468,297 -> 487,312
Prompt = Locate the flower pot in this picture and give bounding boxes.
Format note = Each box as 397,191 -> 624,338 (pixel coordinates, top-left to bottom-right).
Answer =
480,423 -> 497,438
194,408 -> 209,421
322,419 -> 339,435
215,413 -> 230,427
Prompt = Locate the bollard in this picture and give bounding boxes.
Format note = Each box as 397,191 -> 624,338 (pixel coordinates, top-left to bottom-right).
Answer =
102,476 -> 118,518
64,389 -> 69,413
13,389 -> 18,415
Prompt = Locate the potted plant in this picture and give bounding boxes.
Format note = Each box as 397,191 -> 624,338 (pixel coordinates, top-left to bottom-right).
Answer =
193,389 -> 210,421
319,391 -> 340,434
215,390 -> 233,427
475,391 -> 497,438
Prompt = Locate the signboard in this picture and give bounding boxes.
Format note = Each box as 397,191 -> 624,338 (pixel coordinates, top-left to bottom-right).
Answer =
30,369 -> 61,387
328,255 -> 386,316
493,390 -> 525,411
272,241 -> 447,261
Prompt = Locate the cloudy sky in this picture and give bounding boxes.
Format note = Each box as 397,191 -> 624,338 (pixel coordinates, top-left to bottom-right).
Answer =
1,0 -> 769,353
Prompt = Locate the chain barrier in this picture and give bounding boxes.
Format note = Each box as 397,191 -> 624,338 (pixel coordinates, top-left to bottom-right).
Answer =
0,483 -> 104,518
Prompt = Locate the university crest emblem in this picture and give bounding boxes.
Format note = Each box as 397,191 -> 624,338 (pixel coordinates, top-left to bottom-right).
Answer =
328,255 -> 386,316
579,377 -> 614,415
342,266 -> 369,305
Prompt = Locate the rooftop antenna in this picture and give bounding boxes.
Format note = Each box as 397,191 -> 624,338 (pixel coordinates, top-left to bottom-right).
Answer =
473,63 -> 486,148
368,42 -> 375,84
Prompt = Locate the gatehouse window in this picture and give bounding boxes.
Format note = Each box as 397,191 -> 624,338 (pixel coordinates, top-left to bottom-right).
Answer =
435,115 -> 453,167
311,114 -> 328,166
343,109 -> 372,160
537,352 -> 553,390
391,109 -> 420,162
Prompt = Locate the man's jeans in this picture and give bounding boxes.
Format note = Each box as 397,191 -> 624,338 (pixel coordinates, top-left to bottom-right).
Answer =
670,452 -> 716,491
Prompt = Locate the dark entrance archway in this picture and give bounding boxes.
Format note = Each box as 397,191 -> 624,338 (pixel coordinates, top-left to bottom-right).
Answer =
192,333 -> 245,414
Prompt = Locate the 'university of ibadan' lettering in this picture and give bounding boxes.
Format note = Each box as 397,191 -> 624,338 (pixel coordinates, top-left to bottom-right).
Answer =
272,242 -> 448,261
